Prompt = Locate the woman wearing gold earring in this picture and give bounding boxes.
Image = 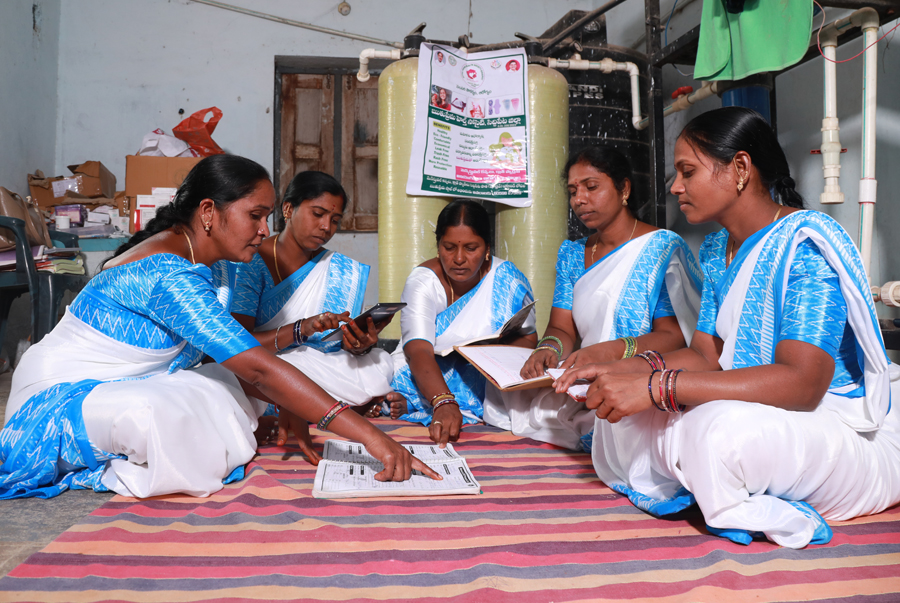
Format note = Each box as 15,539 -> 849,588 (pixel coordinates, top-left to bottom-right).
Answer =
389,200 -> 537,447
482,146 -> 702,451
231,172 -> 401,452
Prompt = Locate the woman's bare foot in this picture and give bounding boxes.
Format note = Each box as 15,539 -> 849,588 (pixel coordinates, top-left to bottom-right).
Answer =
353,400 -> 383,418
254,415 -> 278,447
388,391 -> 407,419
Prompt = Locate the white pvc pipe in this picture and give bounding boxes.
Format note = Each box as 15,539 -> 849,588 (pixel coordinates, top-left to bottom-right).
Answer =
856,8 -> 880,279
547,56 -> 643,129
357,49 -> 402,82
633,81 -> 722,130
819,25 -> 844,204
815,7 -> 880,279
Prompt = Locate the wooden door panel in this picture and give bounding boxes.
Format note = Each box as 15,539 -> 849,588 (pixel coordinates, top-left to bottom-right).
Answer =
341,75 -> 379,231
279,74 -> 335,201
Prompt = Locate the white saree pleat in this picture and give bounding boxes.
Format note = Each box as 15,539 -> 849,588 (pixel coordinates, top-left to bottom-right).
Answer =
84,363 -> 260,498
9,311 -> 263,499
258,251 -> 393,405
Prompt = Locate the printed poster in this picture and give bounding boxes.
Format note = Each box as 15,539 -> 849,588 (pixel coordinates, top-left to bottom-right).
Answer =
406,43 -> 531,207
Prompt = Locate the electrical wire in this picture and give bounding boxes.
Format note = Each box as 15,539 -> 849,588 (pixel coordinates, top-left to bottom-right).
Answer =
814,1 -> 900,64
664,0 -> 694,77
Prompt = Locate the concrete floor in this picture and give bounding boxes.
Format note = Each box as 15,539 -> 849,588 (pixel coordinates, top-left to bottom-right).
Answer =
0,370 -> 114,579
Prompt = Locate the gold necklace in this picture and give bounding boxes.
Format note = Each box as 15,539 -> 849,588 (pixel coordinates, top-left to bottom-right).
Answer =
183,231 -> 195,264
728,206 -> 783,264
590,218 -> 638,266
273,236 -> 282,282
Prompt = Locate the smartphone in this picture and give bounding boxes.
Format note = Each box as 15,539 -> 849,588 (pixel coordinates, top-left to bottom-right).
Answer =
321,302 -> 407,342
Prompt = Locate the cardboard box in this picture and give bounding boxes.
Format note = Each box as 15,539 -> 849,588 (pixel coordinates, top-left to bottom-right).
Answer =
67,161 -> 116,198
28,161 -> 117,209
125,155 -> 201,198
131,193 -> 175,233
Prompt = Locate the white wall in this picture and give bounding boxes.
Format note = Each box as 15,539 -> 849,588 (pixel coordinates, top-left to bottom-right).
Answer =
0,0 -> 60,196
7,0 -> 900,315
52,0 -> 598,182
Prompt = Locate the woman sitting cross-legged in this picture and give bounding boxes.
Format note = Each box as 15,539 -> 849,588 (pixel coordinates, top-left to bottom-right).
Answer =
483,146 -> 702,452
0,155 -> 438,500
555,107 -> 900,549
390,200 -> 537,447
231,171 -> 399,444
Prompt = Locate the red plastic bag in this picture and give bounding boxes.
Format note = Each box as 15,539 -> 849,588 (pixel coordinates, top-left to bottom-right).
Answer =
172,107 -> 225,157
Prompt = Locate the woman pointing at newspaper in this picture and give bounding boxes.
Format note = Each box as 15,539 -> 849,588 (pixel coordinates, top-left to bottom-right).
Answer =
390,200 -> 537,446
483,147 -> 702,451
1,155 -> 439,500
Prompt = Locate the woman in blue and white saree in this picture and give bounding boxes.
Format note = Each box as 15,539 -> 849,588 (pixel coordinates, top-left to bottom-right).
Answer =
0,156 -> 438,500
390,200 -> 537,447
556,108 -> 900,549
484,147 -> 701,451
232,171 -> 395,421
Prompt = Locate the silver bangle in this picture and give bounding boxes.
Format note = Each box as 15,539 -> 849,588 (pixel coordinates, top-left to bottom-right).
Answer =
274,324 -> 286,353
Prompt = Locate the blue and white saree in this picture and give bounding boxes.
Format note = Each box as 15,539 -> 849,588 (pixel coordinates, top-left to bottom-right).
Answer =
391,258 -> 535,426
592,211 -> 900,548
1,256 -> 262,500
233,250 -> 394,405
484,230 -> 702,450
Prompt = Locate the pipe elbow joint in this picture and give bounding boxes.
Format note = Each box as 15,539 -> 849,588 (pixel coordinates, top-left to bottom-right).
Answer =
357,48 -> 376,82
852,7 -> 880,31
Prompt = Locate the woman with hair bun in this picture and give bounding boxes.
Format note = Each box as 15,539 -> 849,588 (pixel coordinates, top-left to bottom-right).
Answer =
0,155 -> 438,500
390,199 -> 537,447
484,146 -> 702,452
231,171 -> 399,449
557,107 -> 900,549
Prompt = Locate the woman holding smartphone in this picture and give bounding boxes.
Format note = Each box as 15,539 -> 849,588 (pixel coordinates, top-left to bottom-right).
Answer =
232,171 -> 400,456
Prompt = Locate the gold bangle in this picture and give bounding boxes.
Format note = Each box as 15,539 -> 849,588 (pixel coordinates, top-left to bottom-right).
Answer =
620,336 -> 637,359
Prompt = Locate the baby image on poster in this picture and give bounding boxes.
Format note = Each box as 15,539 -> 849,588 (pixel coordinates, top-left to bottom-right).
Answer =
488,132 -> 524,168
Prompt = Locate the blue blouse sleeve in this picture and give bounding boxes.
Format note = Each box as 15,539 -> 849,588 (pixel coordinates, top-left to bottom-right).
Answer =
147,265 -> 261,363
231,254 -> 265,319
652,281 -> 675,320
778,239 -> 847,358
696,232 -> 726,336
552,239 -> 584,311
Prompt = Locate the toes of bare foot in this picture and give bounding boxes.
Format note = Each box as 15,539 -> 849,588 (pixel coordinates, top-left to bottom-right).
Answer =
389,399 -> 407,419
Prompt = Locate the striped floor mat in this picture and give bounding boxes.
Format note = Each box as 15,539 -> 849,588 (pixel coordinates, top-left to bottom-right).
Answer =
1,421 -> 899,602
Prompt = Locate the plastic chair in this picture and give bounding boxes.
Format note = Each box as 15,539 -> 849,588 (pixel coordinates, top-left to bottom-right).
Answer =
0,216 -> 88,358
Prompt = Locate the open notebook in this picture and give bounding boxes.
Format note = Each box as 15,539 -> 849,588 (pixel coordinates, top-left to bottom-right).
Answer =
454,345 -> 553,391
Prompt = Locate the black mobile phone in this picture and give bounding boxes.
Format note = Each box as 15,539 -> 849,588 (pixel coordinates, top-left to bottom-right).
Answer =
321,302 -> 407,342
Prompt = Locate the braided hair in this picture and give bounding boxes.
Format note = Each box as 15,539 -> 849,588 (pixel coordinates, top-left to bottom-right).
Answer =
679,107 -> 804,208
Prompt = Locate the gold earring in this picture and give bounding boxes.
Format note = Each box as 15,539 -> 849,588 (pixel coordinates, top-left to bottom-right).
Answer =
204,221 -> 211,233
737,179 -> 744,192
622,194 -> 629,206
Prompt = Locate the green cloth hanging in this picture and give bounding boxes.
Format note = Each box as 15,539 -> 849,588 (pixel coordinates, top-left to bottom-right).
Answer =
694,0 -> 813,81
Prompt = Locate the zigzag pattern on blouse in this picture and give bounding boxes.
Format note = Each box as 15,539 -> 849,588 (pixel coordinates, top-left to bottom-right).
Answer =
611,231 -> 699,339
551,238 -> 588,310
489,262 -> 534,333
699,212 -> 870,389
70,255 -> 256,363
